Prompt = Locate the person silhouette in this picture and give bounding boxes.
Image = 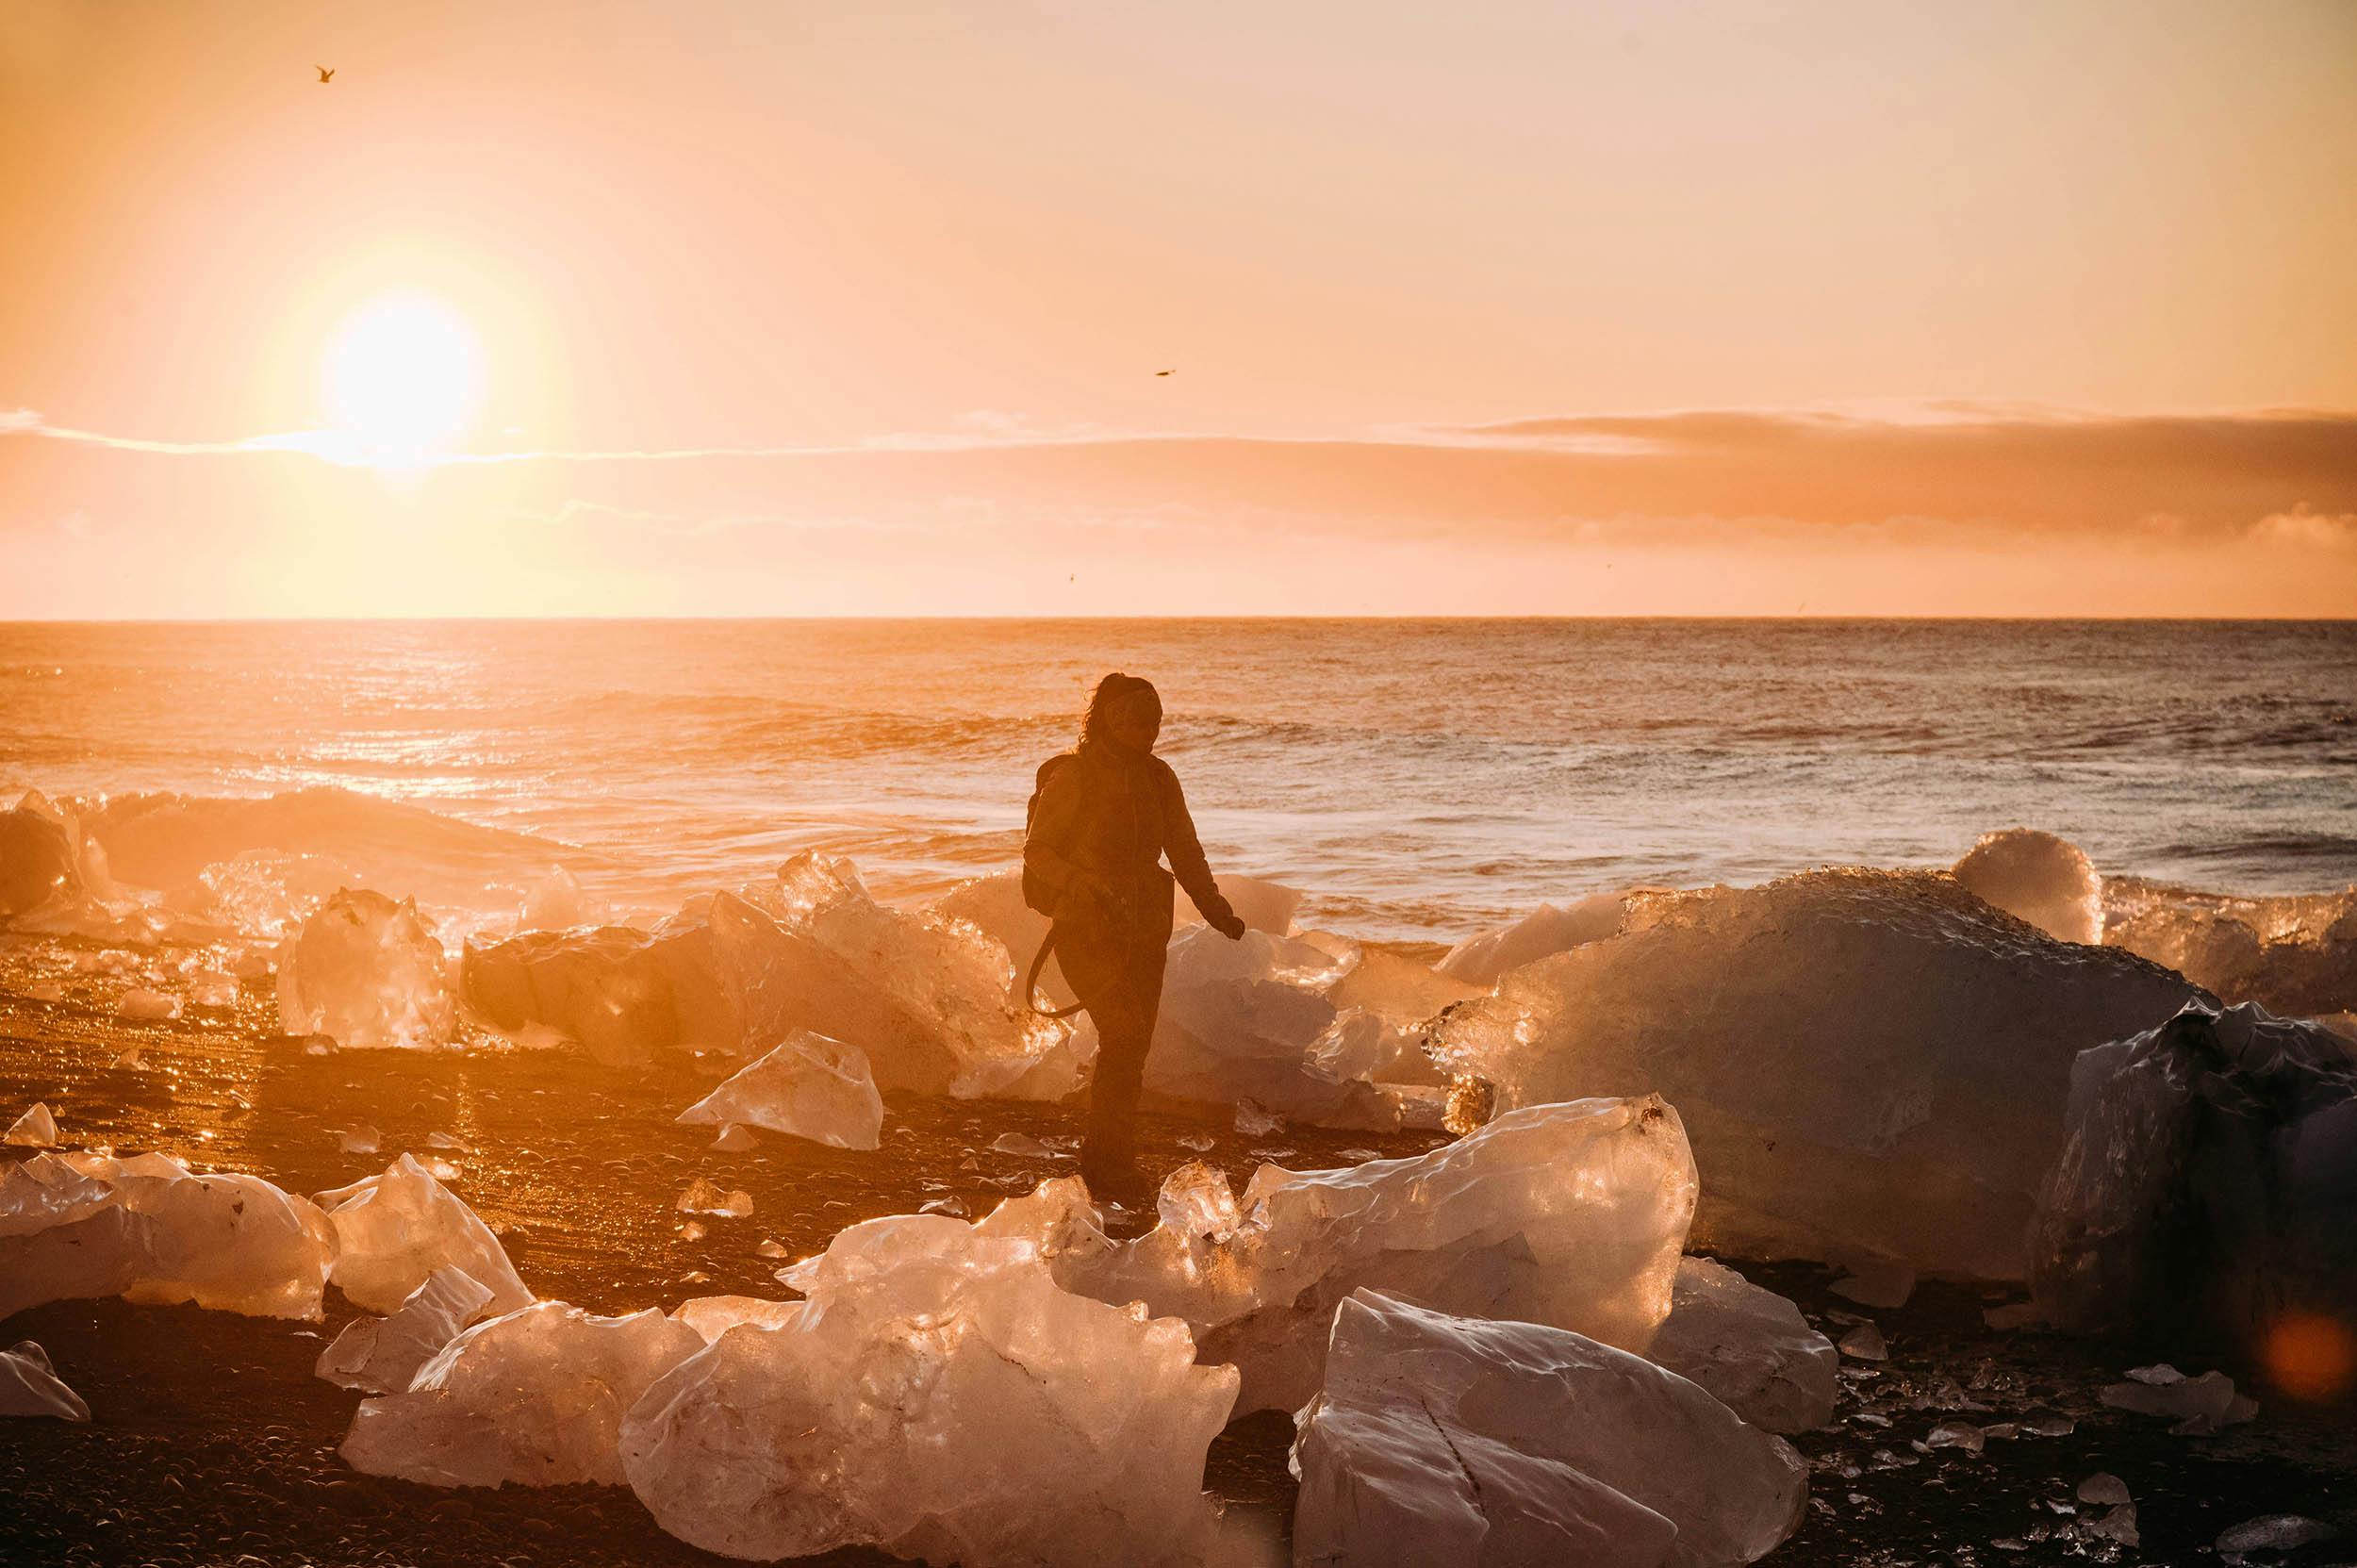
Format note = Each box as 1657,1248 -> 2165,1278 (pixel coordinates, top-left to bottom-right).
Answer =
1023,673 -> 1245,1197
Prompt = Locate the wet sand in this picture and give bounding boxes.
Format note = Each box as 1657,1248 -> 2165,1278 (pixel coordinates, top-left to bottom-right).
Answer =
3,938 -> 2352,1567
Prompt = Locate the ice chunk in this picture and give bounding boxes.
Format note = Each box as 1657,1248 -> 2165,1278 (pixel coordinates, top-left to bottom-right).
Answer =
0,1154 -> 336,1320
2217,1515 -> 2336,1559
343,1302 -> 704,1488
0,795 -> 84,917
668,1295 -> 802,1342
2032,1001 -> 2356,1345
2104,876 -> 2357,1016
625,1213 -> 1237,1566
675,1031 -> 882,1151
276,888 -> 458,1049
462,924 -> 680,1065
2085,1504 -> 2140,1546
1924,1421 -> 1984,1454
338,1125 -> 381,1155
1294,1291 -> 1805,1568
1438,890 -> 1631,985
676,1178 -> 752,1217
1952,829 -> 2102,945
2075,1473 -> 2130,1506
1155,1160 -> 1242,1242
187,971 -> 239,1009
989,1131 -> 1057,1158
0,1341 -> 90,1422
116,987 -> 183,1022
313,1154 -> 532,1315
712,1122 -> 757,1151
317,1266 -> 497,1394
1233,1099 -> 1283,1136
1836,1324 -> 1887,1362
991,1097 -> 1697,1414
1105,926 -> 1427,1129
1431,870 -> 2198,1278
1321,940 -> 1485,1030
1647,1258 -> 1838,1434
931,869 -> 1063,1002
5,1101 -> 58,1148
2098,1368 -> 2255,1432
691,859 -> 1083,1098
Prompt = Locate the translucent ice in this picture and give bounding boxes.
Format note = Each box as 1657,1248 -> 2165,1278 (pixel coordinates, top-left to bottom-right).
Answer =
625,1213 -> 1237,1566
116,986 -> 182,1021
2031,1001 -> 2357,1344
1173,871 -> 1303,936
1647,1259 -> 1838,1434
317,1265 -> 497,1394
0,1152 -> 335,1320
1951,829 -> 2102,946
676,1178 -> 753,1217
1437,890 -> 1631,986
1320,940 -> 1485,1033
0,793 -> 85,918
700,857 -> 1083,1099
313,1154 -> 532,1315
675,1030 -> 882,1150
2104,877 -> 2356,1016
1293,1290 -> 1806,1568
1836,1324 -> 1887,1362
990,1097 -> 1697,1413
5,1101 -> 58,1148
276,888 -> 458,1049
342,1301 -> 704,1488
2098,1367 -> 2256,1432
712,1122 -> 757,1151
462,924 -> 680,1064
1829,1258 -> 1916,1310
1431,870 -> 2198,1278
0,1341 -> 90,1422
2217,1515 -> 2336,1558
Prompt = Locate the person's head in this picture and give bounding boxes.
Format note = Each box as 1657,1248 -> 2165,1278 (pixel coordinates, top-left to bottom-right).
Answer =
1080,672 -> 1162,754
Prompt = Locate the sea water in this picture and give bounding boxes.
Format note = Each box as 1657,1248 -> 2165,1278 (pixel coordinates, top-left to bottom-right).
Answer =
1,619 -> 2349,941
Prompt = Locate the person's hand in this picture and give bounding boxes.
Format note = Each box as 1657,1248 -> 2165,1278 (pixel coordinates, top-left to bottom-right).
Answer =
1211,910 -> 1247,940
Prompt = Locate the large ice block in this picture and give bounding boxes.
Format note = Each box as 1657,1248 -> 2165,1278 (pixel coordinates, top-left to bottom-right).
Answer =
2031,1001 -> 2357,1345
317,1265 -> 498,1395
1646,1259 -> 1838,1434
1952,828 -> 2102,945
624,1213 -> 1236,1566
675,1030 -> 883,1150
0,1152 -> 336,1320
276,888 -> 459,1049
1293,1291 -> 1806,1568
0,794 -> 84,919
1431,870 -> 2199,1278
2103,877 -> 2356,1017
342,1302 -> 704,1487
461,924 -> 680,1064
313,1154 -> 532,1315
989,1096 -> 1697,1413
1438,891 -> 1631,986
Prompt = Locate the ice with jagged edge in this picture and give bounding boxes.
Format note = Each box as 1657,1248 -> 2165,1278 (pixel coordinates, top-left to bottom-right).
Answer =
462,924 -> 682,1064
1952,828 -> 2102,945
276,887 -> 459,1049
676,1030 -> 883,1150
2103,876 -> 2357,1017
1647,1259 -> 1838,1434
623,1213 -> 1237,1567
313,1154 -> 532,1315
985,1096 -> 1696,1414
1431,869 -> 2199,1279
1294,1290 -> 1807,1568
317,1265 -> 497,1395
1,1149 -> 336,1320
342,1302 -> 704,1487
0,1340 -> 91,1422
1437,889 -> 1634,986
2032,999 -> 2357,1343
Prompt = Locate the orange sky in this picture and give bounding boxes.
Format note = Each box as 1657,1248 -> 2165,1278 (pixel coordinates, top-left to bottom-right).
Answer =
3,0 -> 2354,616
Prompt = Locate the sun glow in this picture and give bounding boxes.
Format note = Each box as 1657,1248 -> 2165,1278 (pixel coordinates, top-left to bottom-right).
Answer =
320,292 -> 485,464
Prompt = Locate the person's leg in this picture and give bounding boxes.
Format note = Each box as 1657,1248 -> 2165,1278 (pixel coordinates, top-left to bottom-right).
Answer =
1081,982 -> 1151,1182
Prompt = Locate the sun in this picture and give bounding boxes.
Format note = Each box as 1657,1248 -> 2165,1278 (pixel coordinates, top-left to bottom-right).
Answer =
320,292 -> 485,463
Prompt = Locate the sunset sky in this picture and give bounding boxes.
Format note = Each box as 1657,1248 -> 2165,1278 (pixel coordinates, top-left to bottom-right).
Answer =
4,0 -> 2354,617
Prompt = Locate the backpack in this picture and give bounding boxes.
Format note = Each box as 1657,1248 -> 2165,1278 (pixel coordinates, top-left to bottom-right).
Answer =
1020,753 -> 1074,917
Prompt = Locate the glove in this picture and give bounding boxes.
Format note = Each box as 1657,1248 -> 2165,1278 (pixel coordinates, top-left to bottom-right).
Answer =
1210,909 -> 1247,941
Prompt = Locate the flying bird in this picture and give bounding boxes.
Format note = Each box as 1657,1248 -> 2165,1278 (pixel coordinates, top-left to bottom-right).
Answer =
1154,369 -> 1173,376
316,65 -> 335,83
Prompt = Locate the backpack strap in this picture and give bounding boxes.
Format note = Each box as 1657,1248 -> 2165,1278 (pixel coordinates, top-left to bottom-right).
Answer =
1023,927 -> 1086,1019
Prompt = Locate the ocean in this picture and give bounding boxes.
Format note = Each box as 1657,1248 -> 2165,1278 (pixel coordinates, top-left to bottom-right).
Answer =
2,619 -> 2351,943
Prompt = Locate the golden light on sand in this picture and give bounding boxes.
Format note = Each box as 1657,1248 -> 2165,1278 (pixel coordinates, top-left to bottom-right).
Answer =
320,292 -> 485,464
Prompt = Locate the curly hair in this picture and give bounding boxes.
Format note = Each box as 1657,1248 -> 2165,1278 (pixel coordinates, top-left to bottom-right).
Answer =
1080,671 -> 1161,748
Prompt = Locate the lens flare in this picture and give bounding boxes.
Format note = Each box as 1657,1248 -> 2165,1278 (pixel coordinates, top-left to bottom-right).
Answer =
2262,1311 -> 2356,1403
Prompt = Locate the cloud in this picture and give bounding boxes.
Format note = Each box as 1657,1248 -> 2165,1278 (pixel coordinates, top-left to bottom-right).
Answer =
8,403 -> 2354,544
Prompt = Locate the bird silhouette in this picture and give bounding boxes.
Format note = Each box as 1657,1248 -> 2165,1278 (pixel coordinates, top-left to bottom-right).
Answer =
316,65 -> 335,83
1154,369 -> 1173,376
